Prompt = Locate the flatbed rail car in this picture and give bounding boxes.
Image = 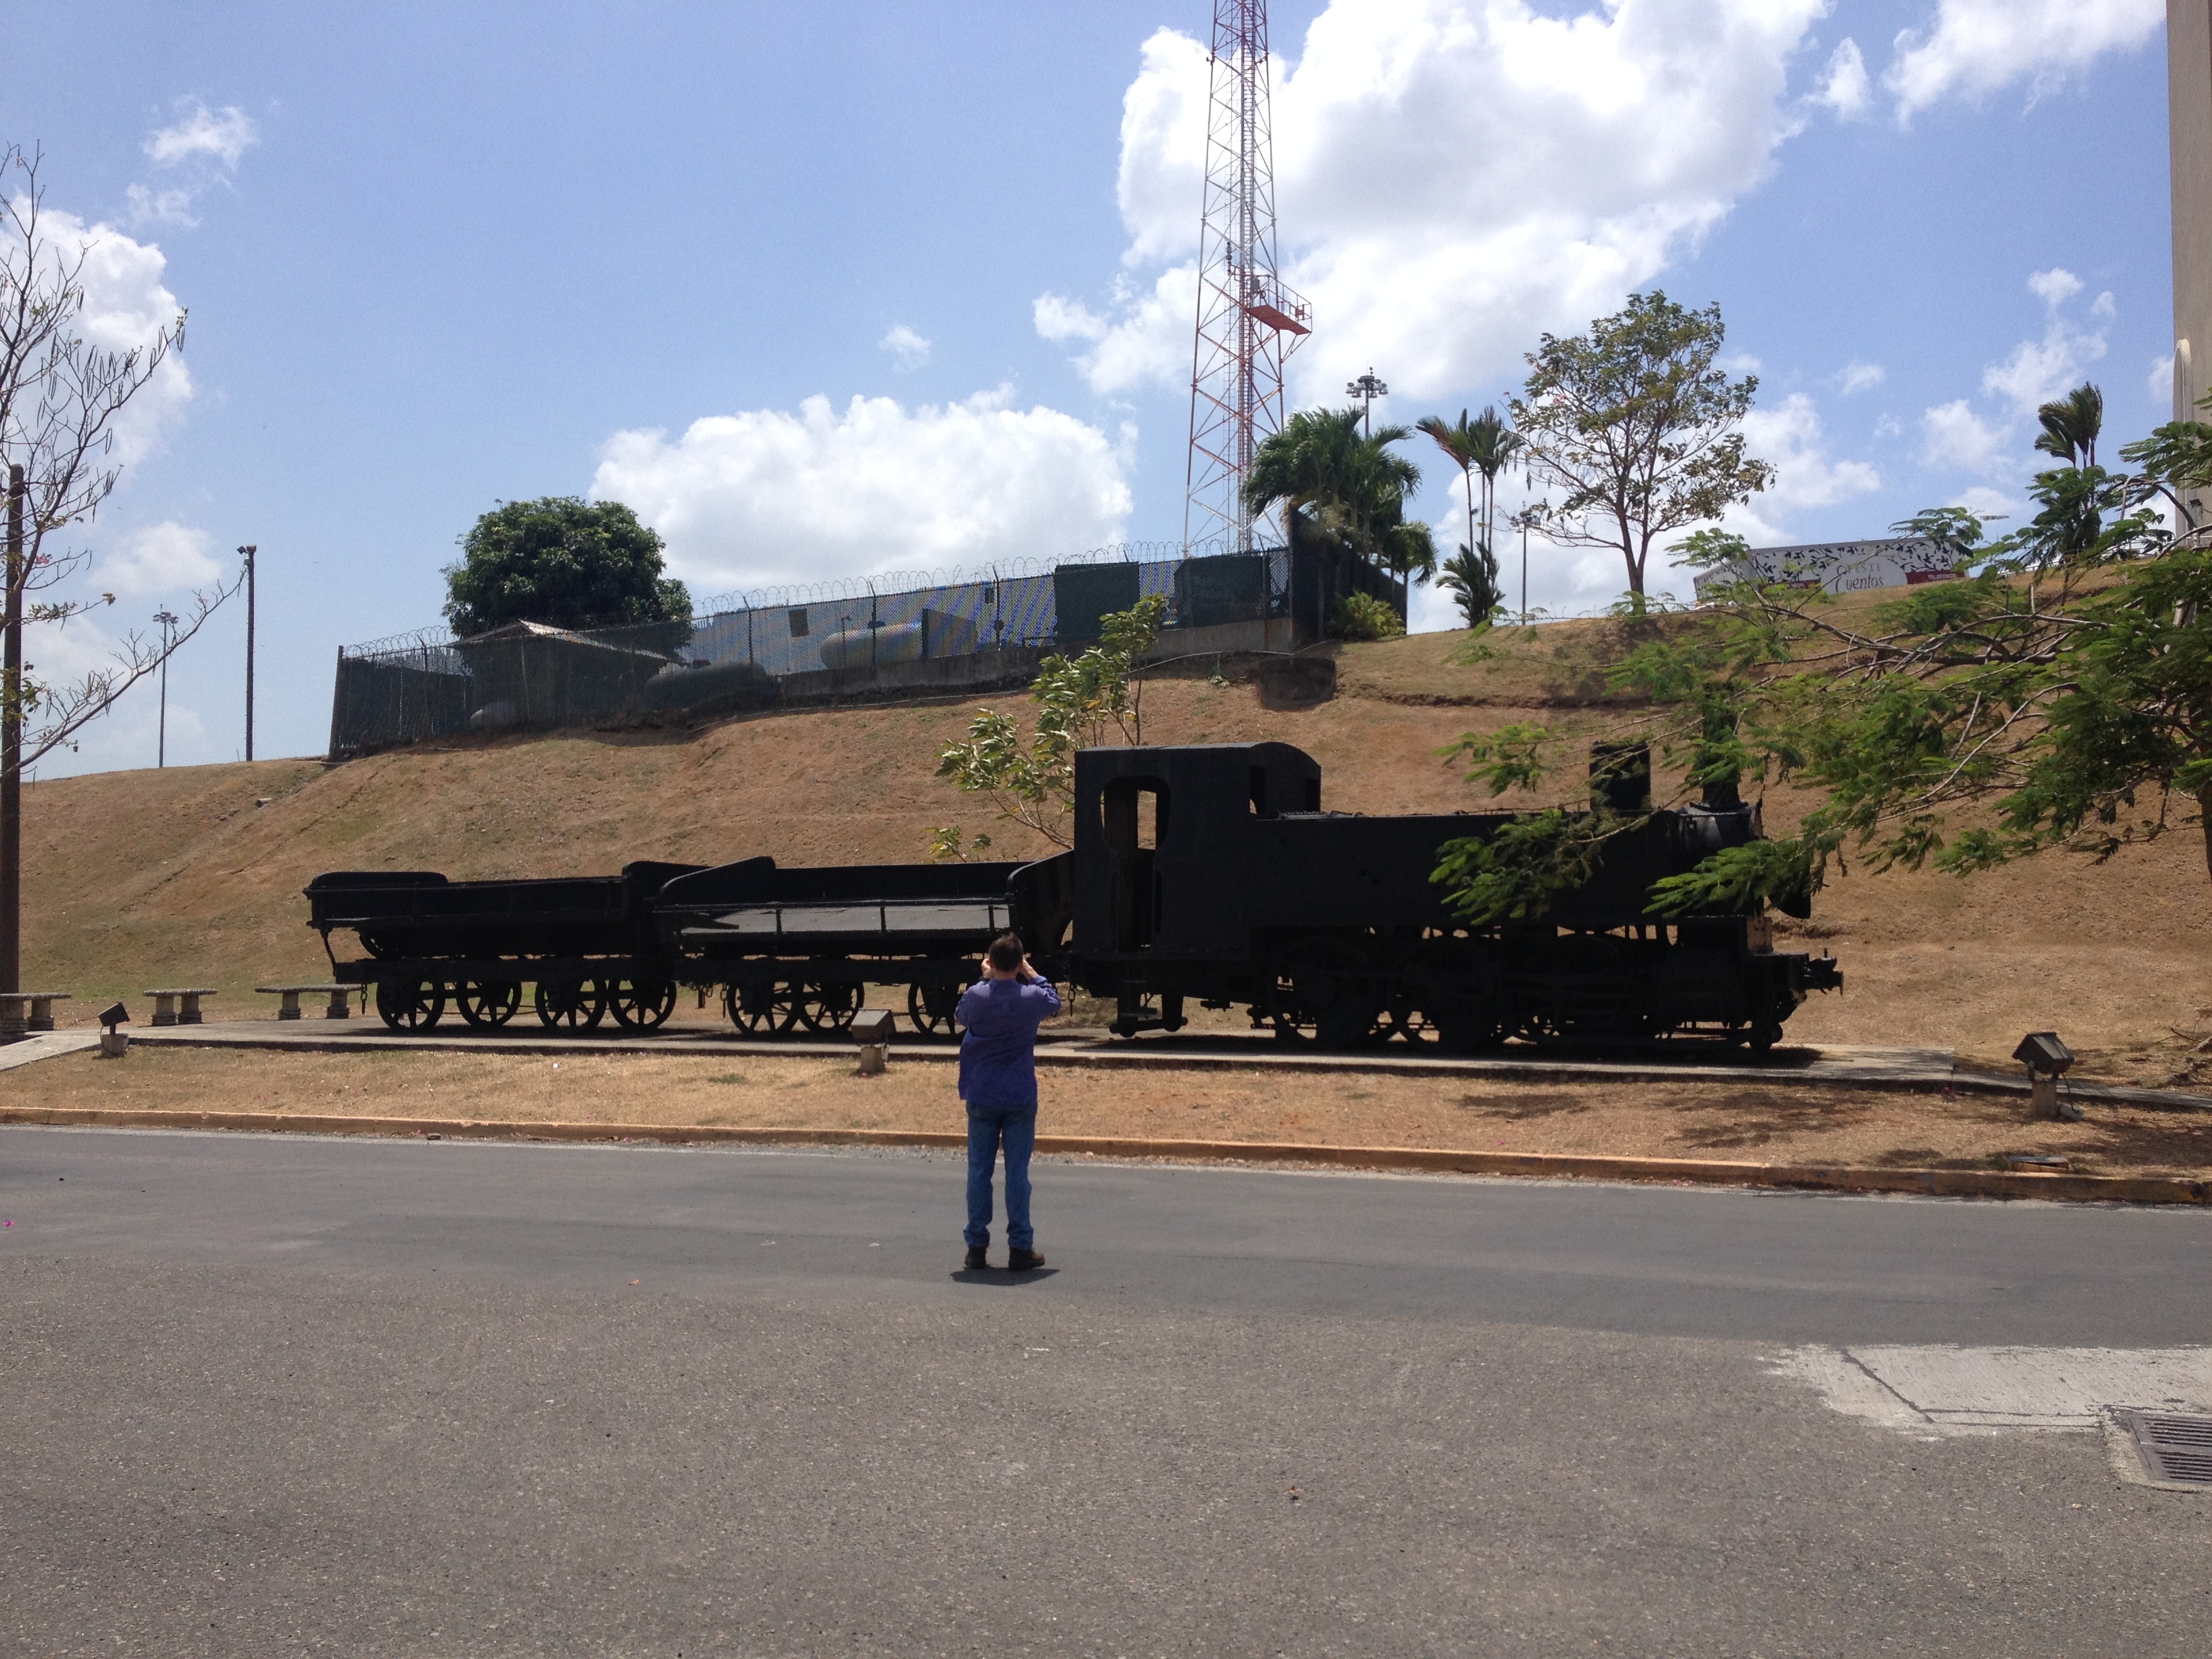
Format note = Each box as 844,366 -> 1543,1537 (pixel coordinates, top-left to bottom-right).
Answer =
1057,742 -> 1841,1051
306,861 -> 702,1031
651,857 -> 1069,1036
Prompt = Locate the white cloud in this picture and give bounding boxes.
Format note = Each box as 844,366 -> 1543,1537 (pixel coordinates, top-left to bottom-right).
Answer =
144,101 -> 260,169
1032,293 -> 1109,344
2090,289 -> 2116,320
2150,353 -> 2175,411
127,98 -> 258,230
1982,268 -> 2106,417
1837,361 -> 1885,395
24,207 -> 193,466
1721,392 -> 1881,544
1950,484 -> 2017,523
1057,266 -> 1197,397
96,521 -> 223,596
1921,398 -> 2007,474
1872,413 -> 1903,439
878,324 -> 930,372
1045,0 -> 1828,403
122,184 -> 197,229
2025,266 -> 2082,308
1815,38 -> 1871,119
1885,0 -> 2163,120
592,388 -> 1133,593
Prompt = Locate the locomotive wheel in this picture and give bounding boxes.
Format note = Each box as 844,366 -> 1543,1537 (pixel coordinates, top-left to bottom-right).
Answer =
534,977 -> 607,1031
1270,939 -> 1380,1050
375,979 -> 446,1033
907,982 -> 960,1037
724,981 -> 800,1036
1382,996 -> 1441,1049
454,981 -> 520,1030
794,981 -> 862,1036
608,979 -> 678,1031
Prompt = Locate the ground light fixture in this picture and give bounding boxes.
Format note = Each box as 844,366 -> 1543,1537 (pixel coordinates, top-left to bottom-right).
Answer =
97,1000 -> 129,1059
2012,1030 -> 2079,1120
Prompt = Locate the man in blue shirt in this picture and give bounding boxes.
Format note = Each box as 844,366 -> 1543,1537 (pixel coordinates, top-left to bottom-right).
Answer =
956,933 -> 1061,1271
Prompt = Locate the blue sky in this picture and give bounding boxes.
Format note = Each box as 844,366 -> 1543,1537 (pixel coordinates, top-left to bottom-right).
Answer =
3,0 -> 2175,774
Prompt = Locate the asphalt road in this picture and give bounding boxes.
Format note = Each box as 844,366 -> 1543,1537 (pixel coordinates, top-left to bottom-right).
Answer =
2,1126 -> 2207,1656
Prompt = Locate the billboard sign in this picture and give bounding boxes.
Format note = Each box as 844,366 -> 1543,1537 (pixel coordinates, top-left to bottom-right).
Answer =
1692,537 -> 1963,600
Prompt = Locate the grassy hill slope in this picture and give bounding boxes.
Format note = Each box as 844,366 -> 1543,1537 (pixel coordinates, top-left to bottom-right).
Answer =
18,618 -> 2211,1080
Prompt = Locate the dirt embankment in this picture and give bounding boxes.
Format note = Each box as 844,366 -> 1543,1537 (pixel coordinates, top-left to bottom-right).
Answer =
16,618 -> 2211,1080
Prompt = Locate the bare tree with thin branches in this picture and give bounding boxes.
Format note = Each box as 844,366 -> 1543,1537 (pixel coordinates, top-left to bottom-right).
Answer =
1,144 -> 237,993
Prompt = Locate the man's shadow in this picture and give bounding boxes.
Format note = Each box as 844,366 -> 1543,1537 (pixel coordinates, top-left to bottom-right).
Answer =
950,1267 -> 1061,1287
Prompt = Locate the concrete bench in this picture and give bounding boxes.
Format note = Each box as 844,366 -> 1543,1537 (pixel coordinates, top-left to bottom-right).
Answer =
0,991 -> 70,1040
255,983 -> 357,1021
145,987 -> 218,1027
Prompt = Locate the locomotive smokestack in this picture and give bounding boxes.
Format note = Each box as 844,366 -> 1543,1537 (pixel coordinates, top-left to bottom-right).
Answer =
1589,742 -> 1652,815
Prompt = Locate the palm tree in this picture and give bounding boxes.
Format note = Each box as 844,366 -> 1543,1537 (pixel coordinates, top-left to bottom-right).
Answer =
1436,542 -> 1503,630
1418,407 -> 1523,575
2034,383 -> 2104,469
1245,407 -> 1433,580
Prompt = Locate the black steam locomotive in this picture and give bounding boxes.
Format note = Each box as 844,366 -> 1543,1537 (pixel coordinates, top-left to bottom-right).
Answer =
305,739 -> 1839,1050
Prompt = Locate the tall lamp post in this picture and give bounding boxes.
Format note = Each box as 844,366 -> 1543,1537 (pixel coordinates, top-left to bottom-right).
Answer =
1345,368 -> 1388,437
239,544 -> 257,762
1508,506 -> 1545,626
153,609 -> 178,768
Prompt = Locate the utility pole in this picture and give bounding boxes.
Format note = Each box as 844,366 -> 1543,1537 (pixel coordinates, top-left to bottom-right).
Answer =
239,544 -> 257,762
1345,368 -> 1388,438
1,464 -> 22,996
154,609 -> 178,767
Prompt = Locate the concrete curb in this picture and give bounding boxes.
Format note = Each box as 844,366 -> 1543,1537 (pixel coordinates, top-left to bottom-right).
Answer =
3,1105 -> 2205,1206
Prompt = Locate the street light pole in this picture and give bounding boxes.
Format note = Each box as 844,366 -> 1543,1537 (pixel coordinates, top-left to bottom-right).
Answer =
154,609 -> 178,768
239,544 -> 257,762
1345,368 -> 1389,438
1509,506 -> 1544,626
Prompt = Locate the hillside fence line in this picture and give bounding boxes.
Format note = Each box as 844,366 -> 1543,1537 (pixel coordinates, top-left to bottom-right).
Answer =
325,539 -> 1401,758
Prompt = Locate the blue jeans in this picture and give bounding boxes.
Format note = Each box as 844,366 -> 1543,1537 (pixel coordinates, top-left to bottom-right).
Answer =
965,1102 -> 1037,1251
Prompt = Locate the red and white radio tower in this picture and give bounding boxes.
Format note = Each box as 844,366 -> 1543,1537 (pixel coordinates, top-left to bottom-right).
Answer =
1183,0 -> 1310,555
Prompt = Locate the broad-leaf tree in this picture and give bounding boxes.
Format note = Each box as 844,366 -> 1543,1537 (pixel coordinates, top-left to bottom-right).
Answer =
1510,291 -> 1773,605
1431,377 -> 2212,928
444,497 -> 691,637
932,595 -> 1167,853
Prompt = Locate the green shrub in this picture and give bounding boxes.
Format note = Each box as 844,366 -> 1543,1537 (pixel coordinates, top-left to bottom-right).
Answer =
1330,591 -> 1406,641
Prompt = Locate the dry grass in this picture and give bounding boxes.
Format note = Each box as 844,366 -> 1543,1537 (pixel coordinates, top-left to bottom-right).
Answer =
16,616 -> 2212,1073
12,1044 -> 2209,1179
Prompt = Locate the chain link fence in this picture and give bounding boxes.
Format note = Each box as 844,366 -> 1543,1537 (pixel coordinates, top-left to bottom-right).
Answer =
328,542 -> 1347,758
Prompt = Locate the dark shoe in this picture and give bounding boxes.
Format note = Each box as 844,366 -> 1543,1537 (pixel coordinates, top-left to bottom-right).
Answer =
1006,1247 -> 1046,1271
964,1245 -> 988,1271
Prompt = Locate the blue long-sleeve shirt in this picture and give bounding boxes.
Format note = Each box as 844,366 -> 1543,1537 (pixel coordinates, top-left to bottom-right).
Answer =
956,976 -> 1061,1107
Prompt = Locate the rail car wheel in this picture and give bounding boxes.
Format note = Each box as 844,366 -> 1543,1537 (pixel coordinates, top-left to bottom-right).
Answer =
723,981 -> 800,1036
454,981 -> 520,1030
608,979 -> 677,1031
534,977 -> 607,1031
376,979 -> 446,1033
907,982 -> 960,1037
1269,939 -> 1380,1050
1382,995 -> 1441,1049
794,981 -> 862,1037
